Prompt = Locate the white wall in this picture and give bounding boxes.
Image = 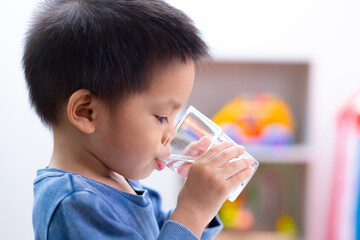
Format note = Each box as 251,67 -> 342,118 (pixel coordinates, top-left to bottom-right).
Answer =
1,0 -> 360,239
0,1 -> 53,239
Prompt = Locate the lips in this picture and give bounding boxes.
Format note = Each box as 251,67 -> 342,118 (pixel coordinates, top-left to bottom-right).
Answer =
155,158 -> 166,171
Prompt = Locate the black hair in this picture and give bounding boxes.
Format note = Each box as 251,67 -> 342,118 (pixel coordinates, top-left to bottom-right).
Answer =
22,0 -> 209,126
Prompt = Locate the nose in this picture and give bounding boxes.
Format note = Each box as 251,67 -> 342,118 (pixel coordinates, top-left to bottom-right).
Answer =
158,119 -> 178,159
168,128 -> 177,143
162,121 -> 177,146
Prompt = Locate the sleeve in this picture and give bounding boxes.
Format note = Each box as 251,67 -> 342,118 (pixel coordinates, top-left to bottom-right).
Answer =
48,191 -> 144,240
146,186 -> 223,240
200,215 -> 223,240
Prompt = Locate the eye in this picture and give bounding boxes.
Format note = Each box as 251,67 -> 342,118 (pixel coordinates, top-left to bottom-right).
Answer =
156,116 -> 169,124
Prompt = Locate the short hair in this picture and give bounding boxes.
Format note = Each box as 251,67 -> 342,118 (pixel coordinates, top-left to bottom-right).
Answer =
22,0 -> 209,126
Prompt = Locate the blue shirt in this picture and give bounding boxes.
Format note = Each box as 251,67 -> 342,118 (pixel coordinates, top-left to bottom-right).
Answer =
33,168 -> 222,239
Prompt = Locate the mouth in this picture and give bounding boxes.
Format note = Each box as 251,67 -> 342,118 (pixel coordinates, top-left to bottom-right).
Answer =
155,158 -> 166,171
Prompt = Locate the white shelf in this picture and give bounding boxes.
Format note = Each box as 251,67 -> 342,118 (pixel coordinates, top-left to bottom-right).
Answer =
188,60 -> 311,238
245,144 -> 309,164
190,61 -> 309,144
214,230 -> 299,240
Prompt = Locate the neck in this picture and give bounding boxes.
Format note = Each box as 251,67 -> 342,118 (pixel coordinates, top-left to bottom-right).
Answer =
49,125 -> 135,194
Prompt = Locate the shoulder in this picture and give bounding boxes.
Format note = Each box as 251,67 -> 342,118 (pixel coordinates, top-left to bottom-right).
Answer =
33,168 -> 121,213
33,168 -> 97,203
33,169 -> 125,239
33,170 -> 96,227
47,190 -> 144,240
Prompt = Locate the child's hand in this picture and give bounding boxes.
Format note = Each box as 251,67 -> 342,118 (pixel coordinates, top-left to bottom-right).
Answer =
173,136 -> 212,177
169,141 -> 254,237
182,136 -> 212,157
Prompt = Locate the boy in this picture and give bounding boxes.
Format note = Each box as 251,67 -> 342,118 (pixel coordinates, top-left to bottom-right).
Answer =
23,0 -> 254,239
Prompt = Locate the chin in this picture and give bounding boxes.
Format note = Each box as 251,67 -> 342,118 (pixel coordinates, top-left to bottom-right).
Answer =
140,170 -> 155,180
126,169 -> 154,181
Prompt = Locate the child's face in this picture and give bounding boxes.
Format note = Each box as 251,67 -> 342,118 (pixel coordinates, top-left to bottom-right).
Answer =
93,61 -> 195,180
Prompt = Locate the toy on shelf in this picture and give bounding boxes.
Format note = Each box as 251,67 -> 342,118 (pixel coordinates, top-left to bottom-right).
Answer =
218,163 -> 303,234
276,214 -> 298,236
219,192 -> 255,230
212,93 -> 295,146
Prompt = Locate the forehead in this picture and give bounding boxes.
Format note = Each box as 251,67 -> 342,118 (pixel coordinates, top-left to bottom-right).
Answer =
141,60 -> 195,108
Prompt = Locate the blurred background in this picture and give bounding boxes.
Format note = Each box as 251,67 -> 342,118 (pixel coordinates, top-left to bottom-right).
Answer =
1,0 -> 360,239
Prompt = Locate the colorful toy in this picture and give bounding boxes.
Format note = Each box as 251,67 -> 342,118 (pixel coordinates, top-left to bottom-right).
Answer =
212,93 -> 295,145
218,195 -> 255,230
276,214 -> 298,236
260,123 -> 294,145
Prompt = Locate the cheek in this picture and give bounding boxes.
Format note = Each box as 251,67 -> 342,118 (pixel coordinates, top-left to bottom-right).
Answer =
117,131 -> 159,160
104,118 -> 163,162
138,132 -> 161,156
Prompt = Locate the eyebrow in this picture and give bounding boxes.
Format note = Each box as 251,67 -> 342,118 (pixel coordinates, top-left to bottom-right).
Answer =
157,99 -> 182,110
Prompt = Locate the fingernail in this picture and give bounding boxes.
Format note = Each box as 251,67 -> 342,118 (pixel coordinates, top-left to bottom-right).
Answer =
247,166 -> 254,174
247,157 -> 255,165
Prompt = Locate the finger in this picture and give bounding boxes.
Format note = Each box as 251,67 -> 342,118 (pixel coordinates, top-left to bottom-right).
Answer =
211,144 -> 245,167
197,141 -> 235,162
176,162 -> 192,178
221,156 -> 255,180
182,136 -> 212,157
197,136 -> 212,151
226,166 -> 255,189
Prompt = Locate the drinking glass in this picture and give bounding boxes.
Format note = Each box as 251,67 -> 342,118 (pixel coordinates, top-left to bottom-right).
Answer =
157,105 -> 259,202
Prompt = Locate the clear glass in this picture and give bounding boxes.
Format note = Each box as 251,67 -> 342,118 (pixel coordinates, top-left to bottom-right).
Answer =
157,105 -> 259,202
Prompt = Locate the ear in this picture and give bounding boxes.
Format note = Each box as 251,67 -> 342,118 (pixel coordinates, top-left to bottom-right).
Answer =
67,89 -> 96,134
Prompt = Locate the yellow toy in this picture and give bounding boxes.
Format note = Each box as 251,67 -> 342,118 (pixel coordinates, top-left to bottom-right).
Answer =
212,93 -> 295,145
